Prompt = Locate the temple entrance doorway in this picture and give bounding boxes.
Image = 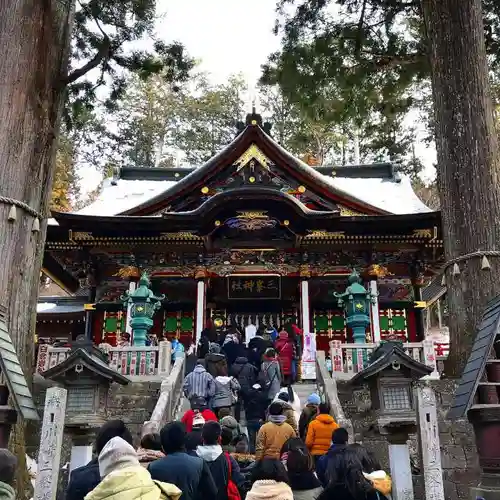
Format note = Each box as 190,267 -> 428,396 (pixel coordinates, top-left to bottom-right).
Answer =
207,275 -> 299,335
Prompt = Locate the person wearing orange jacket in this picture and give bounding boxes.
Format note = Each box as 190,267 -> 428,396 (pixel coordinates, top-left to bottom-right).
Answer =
305,402 -> 339,464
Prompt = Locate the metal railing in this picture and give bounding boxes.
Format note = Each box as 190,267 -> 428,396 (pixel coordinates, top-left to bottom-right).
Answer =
142,353 -> 186,435
35,341 -> 172,381
329,339 -> 441,379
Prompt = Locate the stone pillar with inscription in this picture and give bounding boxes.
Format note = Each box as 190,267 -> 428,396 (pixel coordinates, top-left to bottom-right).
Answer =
34,387 -> 67,500
416,384 -> 445,500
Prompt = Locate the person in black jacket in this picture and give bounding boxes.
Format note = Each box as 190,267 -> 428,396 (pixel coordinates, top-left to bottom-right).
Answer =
65,420 -> 133,500
244,384 -> 269,454
230,356 -> 257,421
148,421 -> 217,500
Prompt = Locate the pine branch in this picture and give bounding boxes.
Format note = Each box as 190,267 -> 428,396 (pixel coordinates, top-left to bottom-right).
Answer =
64,36 -> 111,85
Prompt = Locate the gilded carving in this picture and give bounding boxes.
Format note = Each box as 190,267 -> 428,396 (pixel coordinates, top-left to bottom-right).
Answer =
305,230 -> 346,239
236,211 -> 267,219
234,144 -> 272,171
299,264 -> 311,278
339,205 -> 366,217
194,266 -> 207,280
113,266 -> 141,278
413,229 -> 433,238
366,264 -> 393,278
71,231 -> 94,240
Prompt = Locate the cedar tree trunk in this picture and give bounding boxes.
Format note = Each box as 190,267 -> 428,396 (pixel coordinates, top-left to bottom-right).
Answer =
421,0 -> 500,376
0,0 -> 74,497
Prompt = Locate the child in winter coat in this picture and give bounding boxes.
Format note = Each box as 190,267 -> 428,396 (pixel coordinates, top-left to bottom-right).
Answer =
305,403 -> 339,462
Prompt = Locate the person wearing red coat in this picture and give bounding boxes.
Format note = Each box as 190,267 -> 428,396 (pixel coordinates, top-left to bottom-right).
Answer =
275,331 -> 296,384
181,397 -> 218,432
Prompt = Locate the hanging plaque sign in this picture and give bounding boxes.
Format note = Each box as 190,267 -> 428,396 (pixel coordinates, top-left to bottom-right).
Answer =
227,276 -> 281,300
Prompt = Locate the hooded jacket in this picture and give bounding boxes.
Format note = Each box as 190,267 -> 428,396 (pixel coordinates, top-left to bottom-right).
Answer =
272,400 -> 298,435
246,480 -> 293,500
212,376 -> 241,408
205,353 -> 228,378
298,405 -> 318,441
183,365 -> 216,401
305,414 -> 339,456
85,467 -> 181,500
196,444 -> 245,500
248,336 -> 273,368
255,418 -> 296,460
0,482 -> 14,500
259,359 -> 281,400
230,357 -> 257,395
316,444 -> 347,486
85,437 -> 181,500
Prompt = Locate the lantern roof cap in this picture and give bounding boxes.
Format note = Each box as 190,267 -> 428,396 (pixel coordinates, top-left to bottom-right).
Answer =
350,341 -> 433,386
41,337 -> 130,385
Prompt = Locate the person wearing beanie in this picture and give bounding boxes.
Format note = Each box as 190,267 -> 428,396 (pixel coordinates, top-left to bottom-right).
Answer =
85,437 -> 181,500
0,449 -> 16,500
305,403 -> 339,464
255,402 -> 296,460
220,415 -> 242,444
66,419 -> 133,500
298,393 -> 321,440
272,390 -> 298,435
316,427 -> 349,487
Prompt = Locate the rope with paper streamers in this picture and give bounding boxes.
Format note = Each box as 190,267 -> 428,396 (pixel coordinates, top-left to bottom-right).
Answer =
440,250 -> 500,285
0,195 -> 43,233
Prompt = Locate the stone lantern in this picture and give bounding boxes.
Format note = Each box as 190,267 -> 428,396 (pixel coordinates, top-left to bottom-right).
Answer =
121,272 -> 165,346
333,270 -> 376,344
350,341 -> 432,500
41,336 -> 130,472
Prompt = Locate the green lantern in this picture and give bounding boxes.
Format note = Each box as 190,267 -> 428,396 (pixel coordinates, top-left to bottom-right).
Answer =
121,273 -> 165,346
333,270 -> 376,344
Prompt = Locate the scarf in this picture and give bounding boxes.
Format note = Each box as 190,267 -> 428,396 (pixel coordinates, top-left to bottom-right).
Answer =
269,415 -> 287,424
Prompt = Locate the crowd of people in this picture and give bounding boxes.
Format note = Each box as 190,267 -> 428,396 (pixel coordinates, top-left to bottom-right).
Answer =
57,322 -> 392,500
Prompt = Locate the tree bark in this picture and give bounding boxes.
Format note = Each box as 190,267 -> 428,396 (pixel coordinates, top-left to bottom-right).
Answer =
0,1 -> 74,497
421,0 -> 500,376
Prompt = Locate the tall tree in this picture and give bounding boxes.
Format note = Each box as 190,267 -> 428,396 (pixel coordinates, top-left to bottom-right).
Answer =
51,136 -> 80,212
0,2 -> 191,496
422,0 -> 500,375
176,74 -> 248,163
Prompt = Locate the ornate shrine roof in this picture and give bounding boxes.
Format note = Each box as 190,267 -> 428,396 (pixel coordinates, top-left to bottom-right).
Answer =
49,113 -> 429,226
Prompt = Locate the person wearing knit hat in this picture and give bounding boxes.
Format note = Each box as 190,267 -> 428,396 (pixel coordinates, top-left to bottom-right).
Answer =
85,437 -> 182,500
298,393 -> 321,441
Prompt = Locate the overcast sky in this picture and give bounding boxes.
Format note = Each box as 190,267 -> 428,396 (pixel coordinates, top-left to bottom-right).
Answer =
80,0 -> 436,191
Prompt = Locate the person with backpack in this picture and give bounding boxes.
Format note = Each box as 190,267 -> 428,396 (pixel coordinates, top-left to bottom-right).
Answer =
183,360 -> 216,408
196,421 -> 245,500
181,397 -> 218,432
212,365 -> 241,418
259,348 -> 282,403
298,393 -> 321,441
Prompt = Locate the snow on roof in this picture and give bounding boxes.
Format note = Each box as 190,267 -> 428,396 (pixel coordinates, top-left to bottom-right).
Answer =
77,178 -> 176,216
37,303 -> 57,313
63,172 -> 428,218
325,176 -> 430,214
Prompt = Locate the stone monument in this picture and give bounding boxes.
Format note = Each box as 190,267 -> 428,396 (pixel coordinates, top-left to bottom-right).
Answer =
41,336 -> 130,472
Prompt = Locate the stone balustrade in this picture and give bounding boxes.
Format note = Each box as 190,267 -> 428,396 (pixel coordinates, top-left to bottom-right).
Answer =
329,339 -> 443,379
35,341 -> 172,382
142,354 -> 186,436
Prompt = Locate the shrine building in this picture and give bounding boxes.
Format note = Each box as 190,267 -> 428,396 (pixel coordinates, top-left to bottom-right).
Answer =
39,111 -> 443,353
